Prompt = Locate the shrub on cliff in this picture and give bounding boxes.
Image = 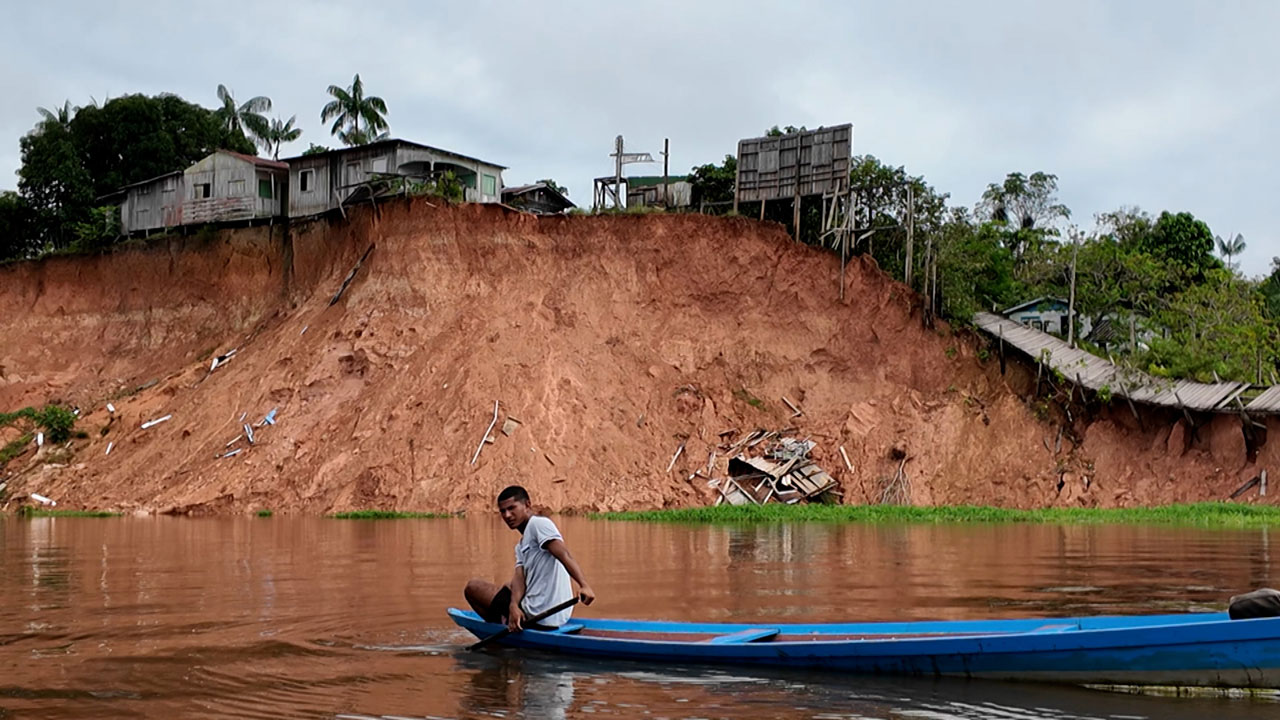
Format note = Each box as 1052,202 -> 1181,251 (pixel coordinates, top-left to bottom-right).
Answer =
0,404 -> 77,445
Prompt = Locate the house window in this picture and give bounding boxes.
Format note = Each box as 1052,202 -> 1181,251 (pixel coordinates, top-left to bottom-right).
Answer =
482,173 -> 497,196
194,183 -> 211,199
371,157 -> 387,174
299,169 -> 314,193
258,179 -> 274,199
1031,319 -> 1044,331
228,179 -> 245,196
138,185 -> 152,195
161,183 -> 175,195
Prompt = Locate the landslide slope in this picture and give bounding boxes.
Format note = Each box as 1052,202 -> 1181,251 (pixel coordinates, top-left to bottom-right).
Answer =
0,200 -> 1270,513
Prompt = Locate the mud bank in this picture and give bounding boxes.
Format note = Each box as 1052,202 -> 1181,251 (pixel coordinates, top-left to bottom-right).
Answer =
0,200 -> 1274,514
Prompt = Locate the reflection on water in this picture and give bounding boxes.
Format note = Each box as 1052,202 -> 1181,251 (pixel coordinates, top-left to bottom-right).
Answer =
1,516 -> 1276,718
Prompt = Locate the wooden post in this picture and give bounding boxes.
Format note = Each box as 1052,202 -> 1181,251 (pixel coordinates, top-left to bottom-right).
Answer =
732,139 -> 742,215
760,199 -> 766,221
662,138 -> 670,210
1068,239 -> 1079,347
793,194 -> 801,242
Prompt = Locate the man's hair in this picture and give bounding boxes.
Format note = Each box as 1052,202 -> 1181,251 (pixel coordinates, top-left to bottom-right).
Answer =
497,485 -> 530,505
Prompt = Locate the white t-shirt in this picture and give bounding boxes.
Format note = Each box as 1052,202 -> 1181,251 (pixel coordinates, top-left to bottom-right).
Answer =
515,515 -> 573,627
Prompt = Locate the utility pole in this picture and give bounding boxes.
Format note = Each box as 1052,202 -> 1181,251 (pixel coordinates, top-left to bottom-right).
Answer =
662,138 -> 670,209
1068,239 -> 1079,347
904,185 -> 914,287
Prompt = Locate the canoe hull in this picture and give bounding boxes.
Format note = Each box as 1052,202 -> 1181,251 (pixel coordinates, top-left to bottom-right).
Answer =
447,609 -> 1280,688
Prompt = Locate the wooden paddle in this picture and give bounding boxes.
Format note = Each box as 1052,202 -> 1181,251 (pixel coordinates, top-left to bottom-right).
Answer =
469,596 -> 580,651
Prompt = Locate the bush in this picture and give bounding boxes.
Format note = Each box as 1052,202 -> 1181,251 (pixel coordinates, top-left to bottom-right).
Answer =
0,404 -> 77,445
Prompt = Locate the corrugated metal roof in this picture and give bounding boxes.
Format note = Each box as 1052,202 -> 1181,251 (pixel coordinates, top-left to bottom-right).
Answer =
974,312 -> 1257,413
1245,386 -> 1280,413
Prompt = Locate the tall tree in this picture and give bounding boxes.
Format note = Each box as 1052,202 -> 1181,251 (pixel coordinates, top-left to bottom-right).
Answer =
976,172 -> 1070,266
263,115 -> 302,160
0,191 -> 37,261
18,117 -> 93,249
36,100 -> 76,130
688,154 -> 736,207
1137,210 -> 1219,283
215,84 -> 271,151
1215,233 -> 1246,272
321,74 -> 389,147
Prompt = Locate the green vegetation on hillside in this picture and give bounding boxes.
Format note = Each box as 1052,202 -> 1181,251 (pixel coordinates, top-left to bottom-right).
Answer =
599,503 -> 1280,529
329,510 -> 452,519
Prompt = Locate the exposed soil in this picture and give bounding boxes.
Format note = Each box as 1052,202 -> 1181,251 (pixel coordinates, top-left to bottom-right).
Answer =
1,199 -> 1274,514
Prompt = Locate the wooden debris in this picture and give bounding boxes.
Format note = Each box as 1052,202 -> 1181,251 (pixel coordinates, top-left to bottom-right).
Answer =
501,418 -> 520,437
839,445 -> 853,472
544,453 -> 556,466
1231,476 -> 1261,500
1263,470 -> 1269,498
471,401 -> 500,465
781,396 -> 803,417
665,441 -> 686,473
141,415 -> 172,430
329,244 -> 376,306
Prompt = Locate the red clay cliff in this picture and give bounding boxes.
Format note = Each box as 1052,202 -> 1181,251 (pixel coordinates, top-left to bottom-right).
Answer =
0,200 -> 1274,514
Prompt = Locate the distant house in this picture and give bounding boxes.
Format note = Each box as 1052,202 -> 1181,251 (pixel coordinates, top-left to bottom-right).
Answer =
119,171 -> 184,235
1002,297 -> 1092,338
183,151 -> 287,225
625,175 -> 691,209
502,183 -> 575,214
117,150 -> 287,235
283,138 -> 505,218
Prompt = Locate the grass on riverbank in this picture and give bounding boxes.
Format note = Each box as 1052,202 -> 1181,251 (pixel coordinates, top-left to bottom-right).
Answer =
17,507 -> 121,518
329,510 -> 453,519
597,502 -> 1280,528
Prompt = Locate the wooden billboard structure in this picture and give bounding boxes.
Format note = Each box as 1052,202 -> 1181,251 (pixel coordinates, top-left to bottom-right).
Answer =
733,124 -> 852,240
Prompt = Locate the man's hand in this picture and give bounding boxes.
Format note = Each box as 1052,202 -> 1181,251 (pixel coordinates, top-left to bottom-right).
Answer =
507,604 -> 524,633
578,584 -> 597,606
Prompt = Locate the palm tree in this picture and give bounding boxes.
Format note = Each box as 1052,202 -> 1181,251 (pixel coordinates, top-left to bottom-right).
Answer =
262,116 -> 303,160
216,84 -> 272,150
1216,233 -> 1246,271
321,74 -> 389,146
36,100 -> 76,131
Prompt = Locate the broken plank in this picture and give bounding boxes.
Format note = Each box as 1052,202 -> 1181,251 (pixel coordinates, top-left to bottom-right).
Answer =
781,396 -> 803,417
665,441 -> 686,473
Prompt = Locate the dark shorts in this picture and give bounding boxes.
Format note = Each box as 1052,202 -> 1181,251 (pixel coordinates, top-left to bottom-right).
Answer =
483,586 -> 555,630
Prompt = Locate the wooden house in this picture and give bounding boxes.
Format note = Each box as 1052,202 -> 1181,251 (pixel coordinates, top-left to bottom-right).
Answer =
283,139 -> 506,218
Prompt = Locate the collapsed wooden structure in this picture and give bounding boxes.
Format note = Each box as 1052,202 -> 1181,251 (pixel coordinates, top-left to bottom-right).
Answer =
710,431 -> 839,505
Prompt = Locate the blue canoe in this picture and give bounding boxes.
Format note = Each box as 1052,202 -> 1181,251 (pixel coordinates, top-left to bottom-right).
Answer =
448,608 -> 1280,688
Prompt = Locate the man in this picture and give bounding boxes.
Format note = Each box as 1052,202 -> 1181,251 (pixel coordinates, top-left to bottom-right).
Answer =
464,485 -> 596,631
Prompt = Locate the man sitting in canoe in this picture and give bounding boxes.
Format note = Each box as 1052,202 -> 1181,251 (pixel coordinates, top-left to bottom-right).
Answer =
464,485 -> 596,631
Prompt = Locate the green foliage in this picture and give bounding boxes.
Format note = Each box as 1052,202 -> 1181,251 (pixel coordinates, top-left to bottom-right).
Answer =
215,84 -> 271,150
321,74 -> 389,146
597,502 -> 1280,528
1137,211 -> 1220,283
732,388 -> 766,410
1097,384 -> 1113,404
937,217 -> 1019,318
18,115 -> 93,249
0,191 -> 37,261
262,115 -> 302,160
330,510 -> 451,519
256,509 -> 273,517
1261,258 -> 1280,321
0,404 -> 77,444
69,205 -> 120,252
0,433 -> 34,466
302,143 -> 330,156
18,507 -> 120,517
1143,269 -> 1278,383
688,154 -> 736,207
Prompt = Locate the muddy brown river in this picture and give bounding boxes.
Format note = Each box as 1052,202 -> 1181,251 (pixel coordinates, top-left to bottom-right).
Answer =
2,516 -> 1277,718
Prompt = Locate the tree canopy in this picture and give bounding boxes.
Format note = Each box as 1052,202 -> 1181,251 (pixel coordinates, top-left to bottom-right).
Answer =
321,74 -> 389,146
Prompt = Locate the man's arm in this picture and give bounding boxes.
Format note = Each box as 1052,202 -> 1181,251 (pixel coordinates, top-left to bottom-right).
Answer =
544,538 -> 596,605
508,565 -> 527,632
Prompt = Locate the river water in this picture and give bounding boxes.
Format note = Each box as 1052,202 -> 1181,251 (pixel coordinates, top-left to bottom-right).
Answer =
2,516 -> 1277,719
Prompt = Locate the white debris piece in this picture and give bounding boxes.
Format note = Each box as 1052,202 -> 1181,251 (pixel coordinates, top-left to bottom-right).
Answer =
36,432 -> 44,447
141,415 -> 172,429
106,403 -> 116,414
31,493 -> 56,506
105,442 -> 114,456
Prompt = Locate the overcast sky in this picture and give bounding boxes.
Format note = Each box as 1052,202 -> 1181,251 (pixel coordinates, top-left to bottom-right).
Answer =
2,1 -> 1275,276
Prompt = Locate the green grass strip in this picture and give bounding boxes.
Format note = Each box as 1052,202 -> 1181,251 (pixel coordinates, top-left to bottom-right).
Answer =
255,509 -> 273,517
329,510 -> 453,519
18,508 -> 121,518
596,502 -> 1280,528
